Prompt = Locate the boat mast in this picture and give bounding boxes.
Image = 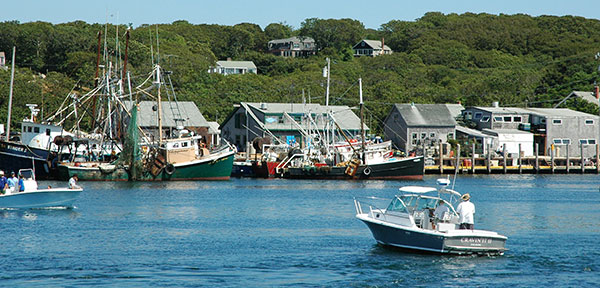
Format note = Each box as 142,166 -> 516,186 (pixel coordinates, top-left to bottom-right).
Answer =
6,46 -> 16,141
156,65 -> 162,145
359,78 -> 365,164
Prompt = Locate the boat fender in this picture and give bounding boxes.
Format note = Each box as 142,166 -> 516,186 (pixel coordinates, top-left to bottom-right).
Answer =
363,166 -> 372,176
165,163 -> 176,175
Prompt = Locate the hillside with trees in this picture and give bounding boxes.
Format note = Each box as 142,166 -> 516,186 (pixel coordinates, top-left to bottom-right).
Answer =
1,12 -> 600,133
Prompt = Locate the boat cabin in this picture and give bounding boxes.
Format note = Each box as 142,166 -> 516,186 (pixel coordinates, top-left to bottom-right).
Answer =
380,186 -> 461,232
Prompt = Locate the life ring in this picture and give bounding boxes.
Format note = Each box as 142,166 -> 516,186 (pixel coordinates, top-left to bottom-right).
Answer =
363,166 -> 372,176
165,163 -> 176,175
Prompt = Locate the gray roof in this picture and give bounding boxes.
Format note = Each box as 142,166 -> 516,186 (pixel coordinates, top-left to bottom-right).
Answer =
124,101 -> 209,128
216,60 -> 256,69
526,107 -> 599,118
456,125 -> 495,138
471,106 -> 532,114
445,104 -> 464,118
568,91 -> 599,106
242,102 -> 367,131
353,40 -> 392,51
207,121 -> 220,134
268,36 -> 315,44
393,103 -> 460,127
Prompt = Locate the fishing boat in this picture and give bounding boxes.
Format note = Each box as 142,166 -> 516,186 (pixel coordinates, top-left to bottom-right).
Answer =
0,169 -> 81,209
354,179 -> 507,255
276,78 -> 424,180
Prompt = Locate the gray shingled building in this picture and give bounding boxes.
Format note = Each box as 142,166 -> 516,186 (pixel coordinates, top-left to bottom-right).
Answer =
384,103 -> 463,153
220,102 -> 368,152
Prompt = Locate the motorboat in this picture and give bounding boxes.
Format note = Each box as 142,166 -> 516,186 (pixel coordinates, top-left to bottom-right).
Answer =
354,179 -> 507,255
0,169 -> 82,209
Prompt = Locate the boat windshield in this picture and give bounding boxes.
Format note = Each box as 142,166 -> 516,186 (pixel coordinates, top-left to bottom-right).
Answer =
386,197 -> 408,213
399,195 -> 439,212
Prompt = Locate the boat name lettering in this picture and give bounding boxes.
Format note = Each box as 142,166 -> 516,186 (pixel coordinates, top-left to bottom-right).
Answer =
460,237 -> 492,244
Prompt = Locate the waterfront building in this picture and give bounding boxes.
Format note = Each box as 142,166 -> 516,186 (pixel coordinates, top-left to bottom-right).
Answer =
383,103 -> 463,153
220,102 -> 367,152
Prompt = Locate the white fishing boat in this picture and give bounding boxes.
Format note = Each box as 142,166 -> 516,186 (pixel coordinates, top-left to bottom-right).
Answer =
0,169 -> 81,209
354,179 -> 507,255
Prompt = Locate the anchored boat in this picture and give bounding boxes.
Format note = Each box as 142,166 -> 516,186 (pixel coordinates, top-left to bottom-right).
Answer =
354,179 -> 507,255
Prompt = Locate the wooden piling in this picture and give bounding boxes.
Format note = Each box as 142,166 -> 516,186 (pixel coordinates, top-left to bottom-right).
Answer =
535,143 -> 539,173
471,142 -> 475,174
487,143 -> 491,174
518,143 -> 522,174
596,144 -> 599,174
455,144 -> 460,175
566,143 -> 570,173
581,143 -> 585,173
503,144 -> 507,174
551,146 -> 555,174
439,142 -> 443,174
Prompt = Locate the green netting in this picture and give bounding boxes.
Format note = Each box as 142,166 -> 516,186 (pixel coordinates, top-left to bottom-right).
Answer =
118,104 -> 143,180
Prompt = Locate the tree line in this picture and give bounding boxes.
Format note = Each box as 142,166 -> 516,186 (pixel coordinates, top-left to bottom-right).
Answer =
1,12 -> 599,134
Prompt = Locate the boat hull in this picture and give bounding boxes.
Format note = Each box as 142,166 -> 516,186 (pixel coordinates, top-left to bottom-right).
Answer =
359,216 -> 506,255
0,141 -> 53,179
57,150 -> 235,181
0,188 -> 82,209
282,156 -> 424,180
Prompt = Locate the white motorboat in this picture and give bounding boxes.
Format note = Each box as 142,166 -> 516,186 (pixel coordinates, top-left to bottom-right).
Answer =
354,179 -> 507,255
0,169 -> 81,209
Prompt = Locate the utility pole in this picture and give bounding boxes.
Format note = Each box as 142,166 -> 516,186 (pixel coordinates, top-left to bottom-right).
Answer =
6,46 -> 16,141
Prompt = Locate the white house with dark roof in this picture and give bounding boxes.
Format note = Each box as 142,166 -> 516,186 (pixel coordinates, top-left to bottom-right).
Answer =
353,39 -> 392,57
268,36 -> 317,57
208,60 -> 257,75
221,102 -> 368,151
384,103 -> 463,153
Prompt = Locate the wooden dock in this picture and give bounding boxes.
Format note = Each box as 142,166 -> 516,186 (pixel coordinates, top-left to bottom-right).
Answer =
424,143 -> 600,174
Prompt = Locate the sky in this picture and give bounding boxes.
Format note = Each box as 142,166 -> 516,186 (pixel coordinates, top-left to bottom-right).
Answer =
3,0 -> 599,29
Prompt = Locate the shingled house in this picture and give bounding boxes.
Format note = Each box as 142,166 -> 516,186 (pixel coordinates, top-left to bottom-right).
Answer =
221,102 -> 367,152
352,39 -> 392,57
268,36 -> 317,57
383,103 -> 463,153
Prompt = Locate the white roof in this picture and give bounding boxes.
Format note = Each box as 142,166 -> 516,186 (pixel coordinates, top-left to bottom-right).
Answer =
216,60 -> 256,69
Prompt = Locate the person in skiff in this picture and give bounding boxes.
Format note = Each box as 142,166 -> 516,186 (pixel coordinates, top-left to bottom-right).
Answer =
0,171 -> 7,195
69,174 -> 81,189
456,193 -> 475,230
6,171 -> 17,193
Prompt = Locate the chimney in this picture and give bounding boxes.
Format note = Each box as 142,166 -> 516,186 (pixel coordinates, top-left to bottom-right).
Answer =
227,57 -> 232,61
492,101 -> 499,108
595,85 -> 599,100
381,37 -> 385,55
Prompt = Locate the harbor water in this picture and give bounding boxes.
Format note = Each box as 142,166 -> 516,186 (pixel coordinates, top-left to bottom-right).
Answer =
1,175 -> 599,287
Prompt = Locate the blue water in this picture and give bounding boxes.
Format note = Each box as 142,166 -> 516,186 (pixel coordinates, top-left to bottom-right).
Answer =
1,175 -> 599,287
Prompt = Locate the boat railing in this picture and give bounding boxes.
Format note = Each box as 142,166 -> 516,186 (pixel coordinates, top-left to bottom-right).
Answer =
275,152 -> 304,173
354,196 -> 389,220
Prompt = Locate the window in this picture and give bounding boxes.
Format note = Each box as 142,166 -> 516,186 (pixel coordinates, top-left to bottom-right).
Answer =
46,129 -> 51,136
589,139 -> 597,145
481,116 -> 490,122
412,133 -> 418,139
474,112 -> 482,119
552,119 -> 562,125
429,132 -> 436,138
585,119 -> 594,125
553,138 -> 570,145
494,116 -> 503,122
503,116 -> 512,122
182,142 -> 188,147
465,111 -> 473,120
265,116 -> 278,124
580,139 -> 588,145
513,116 -> 522,123
447,133 -> 454,140
34,127 -> 40,133
541,119 -> 546,124
420,132 -> 426,139
28,126 -> 32,132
